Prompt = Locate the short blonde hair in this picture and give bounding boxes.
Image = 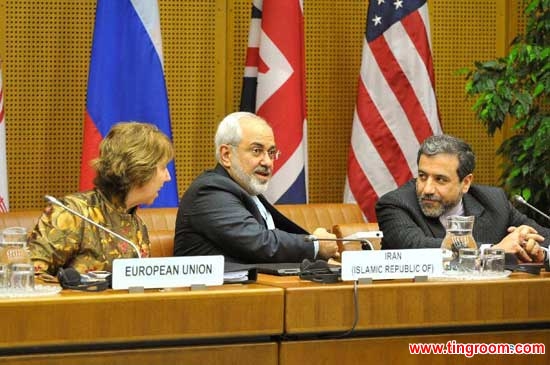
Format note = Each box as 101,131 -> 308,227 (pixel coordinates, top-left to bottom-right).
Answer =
92,122 -> 174,204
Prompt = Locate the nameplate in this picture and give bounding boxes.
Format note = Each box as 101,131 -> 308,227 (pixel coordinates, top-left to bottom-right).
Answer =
111,256 -> 224,289
341,249 -> 442,281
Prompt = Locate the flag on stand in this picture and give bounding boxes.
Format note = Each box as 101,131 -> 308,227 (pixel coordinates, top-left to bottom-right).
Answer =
0,63 -> 9,212
80,0 -> 178,207
344,0 -> 442,221
240,0 -> 308,204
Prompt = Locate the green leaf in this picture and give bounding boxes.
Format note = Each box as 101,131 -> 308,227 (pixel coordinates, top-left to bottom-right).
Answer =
533,83 -> 544,97
525,1 -> 536,13
509,167 -> 521,179
460,0 -> 550,218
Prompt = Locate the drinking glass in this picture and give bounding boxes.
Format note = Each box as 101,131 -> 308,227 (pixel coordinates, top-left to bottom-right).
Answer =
0,263 -> 8,289
0,227 -> 31,266
9,263 -> 35,291
458,248 -> 481,275
1,227 -> 28,245
1,227 -> 32,292
483,248 -> 505,275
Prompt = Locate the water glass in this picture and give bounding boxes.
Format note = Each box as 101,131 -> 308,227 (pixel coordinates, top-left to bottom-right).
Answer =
1,227 -> 28,246
9,263 -> 35,291
0,264 -> 8,289
1,227 -> 31,266
458,248 -> 481,275
483,248 -> 505,274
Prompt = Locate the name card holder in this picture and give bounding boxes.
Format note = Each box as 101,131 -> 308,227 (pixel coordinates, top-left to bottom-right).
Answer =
111,255 -> 225,290
358,277 -> 373,285
190,284 -> 207,291
128,286 -> 145,293
414,275 -> 429,282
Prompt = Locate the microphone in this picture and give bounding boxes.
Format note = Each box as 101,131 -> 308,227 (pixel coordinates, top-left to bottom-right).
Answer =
44,195 -> 142,258
304,235 -> 378,250
513,195 -> 550,222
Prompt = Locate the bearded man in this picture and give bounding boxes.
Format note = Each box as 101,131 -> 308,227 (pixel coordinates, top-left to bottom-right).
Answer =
174,112 -> 339,263
375,134 -> 549,264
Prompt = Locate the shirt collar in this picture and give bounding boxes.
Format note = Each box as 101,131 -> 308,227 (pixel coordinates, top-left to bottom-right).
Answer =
439,199 -> 465,227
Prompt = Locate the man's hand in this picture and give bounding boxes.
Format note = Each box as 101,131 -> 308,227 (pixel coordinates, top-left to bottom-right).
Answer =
492,225 -> 545,263
525,238 -> 546,262
311,228 -> 340,260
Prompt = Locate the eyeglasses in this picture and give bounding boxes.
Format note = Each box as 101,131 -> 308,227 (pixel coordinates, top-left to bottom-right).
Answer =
251,147 -> 281,160
232,145 -> 281,161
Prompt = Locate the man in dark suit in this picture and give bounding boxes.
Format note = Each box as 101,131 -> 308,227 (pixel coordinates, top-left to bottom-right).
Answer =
376,134 -> 549,263
174,112 -> 339,263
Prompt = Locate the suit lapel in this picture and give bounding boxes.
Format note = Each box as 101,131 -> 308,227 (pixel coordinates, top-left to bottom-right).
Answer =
258,195 -> 278,223
213,164 -> 266,226
463,194 -> 486,238
426,217 -> 446,238
259,195 -> 308,234
247,196 -> 267,227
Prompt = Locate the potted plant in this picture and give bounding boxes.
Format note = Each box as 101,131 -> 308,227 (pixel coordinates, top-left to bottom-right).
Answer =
462,0 -> 549,223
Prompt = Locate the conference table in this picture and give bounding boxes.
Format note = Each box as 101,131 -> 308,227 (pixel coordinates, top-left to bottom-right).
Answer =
256,271 -> 550,365
0,283 -> 283,365
1,271 -> 549,364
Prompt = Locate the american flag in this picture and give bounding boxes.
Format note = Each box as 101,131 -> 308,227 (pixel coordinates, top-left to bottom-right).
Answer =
344,0 -> 441,221
0,63 -> 9,213
240,0 -> 308,204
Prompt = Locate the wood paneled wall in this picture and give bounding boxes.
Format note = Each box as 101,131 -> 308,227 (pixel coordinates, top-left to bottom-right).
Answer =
0,0 -> 526,209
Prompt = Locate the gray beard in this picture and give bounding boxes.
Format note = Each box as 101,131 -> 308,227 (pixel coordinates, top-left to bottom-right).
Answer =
418,197 -> 445,217
230,157 -> 269,196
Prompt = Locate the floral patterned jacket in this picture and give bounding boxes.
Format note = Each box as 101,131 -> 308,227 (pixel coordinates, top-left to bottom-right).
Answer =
28,189 -> 150,275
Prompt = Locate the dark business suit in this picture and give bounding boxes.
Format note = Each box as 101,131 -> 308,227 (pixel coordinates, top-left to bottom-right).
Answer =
375,180 -> 550,250
174,164 -> 313,263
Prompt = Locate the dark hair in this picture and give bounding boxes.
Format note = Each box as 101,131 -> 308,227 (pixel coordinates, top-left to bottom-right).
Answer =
417,134 -> 475,180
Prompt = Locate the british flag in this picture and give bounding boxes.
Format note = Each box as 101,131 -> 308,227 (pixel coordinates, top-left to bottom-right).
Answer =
240,0 -> 308,204
344,0 -> 442,221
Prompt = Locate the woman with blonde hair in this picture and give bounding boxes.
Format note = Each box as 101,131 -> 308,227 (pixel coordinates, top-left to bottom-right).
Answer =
28,122 -> 174,275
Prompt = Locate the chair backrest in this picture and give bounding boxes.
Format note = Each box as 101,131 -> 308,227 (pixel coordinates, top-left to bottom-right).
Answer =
1,205 -> 372,257
275,203 -> 365,233
147,230 -> 175,257
137,208 -> 178,257
137,207 -> 178,232
0,208 -> 178,258
332,222 -> 381,250
0,209 -> 43,232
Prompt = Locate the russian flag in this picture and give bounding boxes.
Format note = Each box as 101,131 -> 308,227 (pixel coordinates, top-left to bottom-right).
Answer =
80,0 -> 178,207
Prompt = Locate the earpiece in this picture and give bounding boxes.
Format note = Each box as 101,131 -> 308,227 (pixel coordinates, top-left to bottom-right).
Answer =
299,259 -> 340,283
57,267 -> 111,292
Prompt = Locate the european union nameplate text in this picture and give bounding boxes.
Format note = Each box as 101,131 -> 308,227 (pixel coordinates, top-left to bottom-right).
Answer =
112,255 -> 224,289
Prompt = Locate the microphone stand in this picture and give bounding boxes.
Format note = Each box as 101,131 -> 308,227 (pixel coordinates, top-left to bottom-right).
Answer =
514,195 -> 550,221
45,195 -> 142,258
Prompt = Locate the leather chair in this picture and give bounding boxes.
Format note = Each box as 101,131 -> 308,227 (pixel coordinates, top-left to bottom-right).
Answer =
275,203 -> 364,233
332,222 -> 382,250
136,208 -> 178,257
0,209 -> 42,232
1,204 -> 371,257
